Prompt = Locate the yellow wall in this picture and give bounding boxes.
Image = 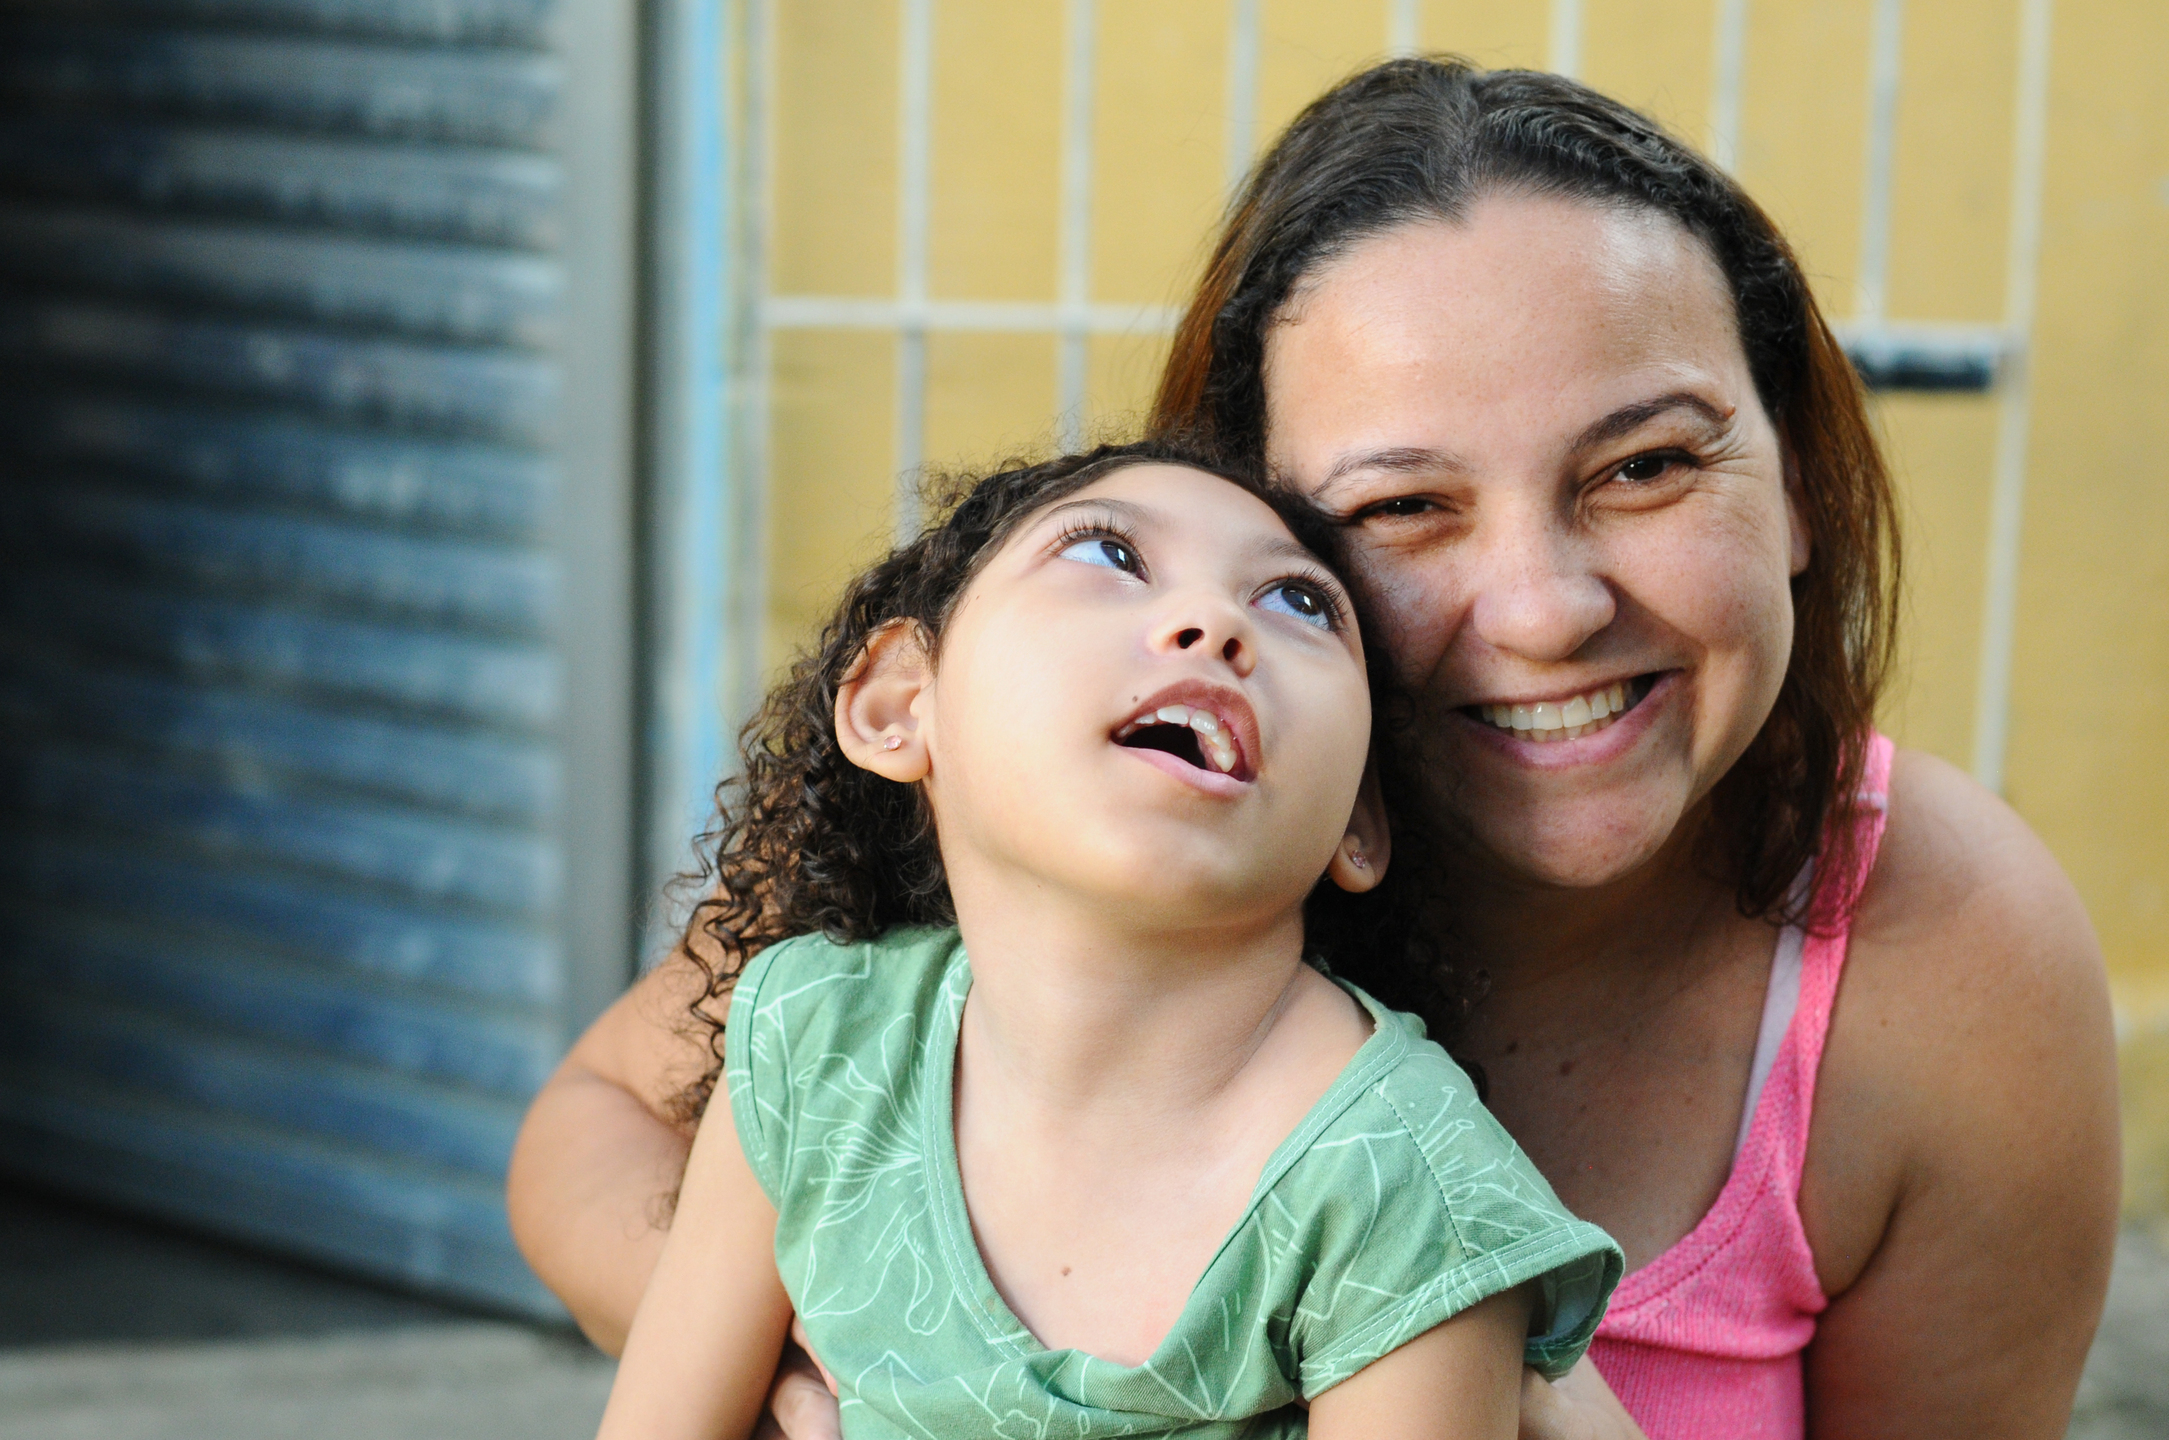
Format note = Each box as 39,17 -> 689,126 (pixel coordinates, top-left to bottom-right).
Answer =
752,0 -> 2169,1211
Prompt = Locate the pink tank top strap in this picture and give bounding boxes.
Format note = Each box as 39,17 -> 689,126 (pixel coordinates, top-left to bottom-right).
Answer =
1781,733 -> 1893,1177
1587,732 -> 1895,1440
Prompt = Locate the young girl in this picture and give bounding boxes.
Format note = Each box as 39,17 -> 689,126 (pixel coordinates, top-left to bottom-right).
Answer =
595,443 -> 1621,1439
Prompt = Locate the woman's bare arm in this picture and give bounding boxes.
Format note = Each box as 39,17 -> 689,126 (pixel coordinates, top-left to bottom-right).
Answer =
508,956 -> 711,1354
595,1077 -> 795,1440
1518,1357 -> 1649,1440
1800,750 -> 2120,1437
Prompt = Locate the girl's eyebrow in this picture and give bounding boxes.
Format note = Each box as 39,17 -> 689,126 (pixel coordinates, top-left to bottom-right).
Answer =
1037,495 -> 1328,571
1034,495 -> 1147,530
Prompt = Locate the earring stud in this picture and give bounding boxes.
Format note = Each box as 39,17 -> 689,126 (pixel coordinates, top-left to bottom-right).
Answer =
884,735 -> 903,751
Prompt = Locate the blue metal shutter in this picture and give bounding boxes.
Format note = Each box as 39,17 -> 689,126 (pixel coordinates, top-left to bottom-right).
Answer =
0,0 -> 640,1316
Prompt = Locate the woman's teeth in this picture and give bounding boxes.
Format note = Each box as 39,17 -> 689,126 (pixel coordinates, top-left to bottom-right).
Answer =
1476,680 -> 1644,743
1116,704 -> 1242,774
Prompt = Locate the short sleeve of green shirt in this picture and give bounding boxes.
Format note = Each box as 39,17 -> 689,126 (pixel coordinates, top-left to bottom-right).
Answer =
726,928 -> 1621,1439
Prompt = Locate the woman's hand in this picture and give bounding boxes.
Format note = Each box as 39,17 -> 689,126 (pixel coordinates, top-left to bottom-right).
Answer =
1518,1358 -> 1648,1440
754,1323 -> 842,1440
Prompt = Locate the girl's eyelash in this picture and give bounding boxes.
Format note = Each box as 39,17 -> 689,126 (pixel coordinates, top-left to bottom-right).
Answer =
1049,514 -> 1146,569
1265,567 -> 1353,631
1051,515 -> 1139,547
1049,509 -> 1350,629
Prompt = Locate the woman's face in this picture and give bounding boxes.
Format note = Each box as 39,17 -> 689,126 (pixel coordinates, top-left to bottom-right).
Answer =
1263,194 -> 1807,891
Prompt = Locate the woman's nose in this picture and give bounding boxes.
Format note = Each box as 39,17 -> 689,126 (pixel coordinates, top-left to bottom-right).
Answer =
1148,595 -> 1256,676
1466,529 -> 1616,664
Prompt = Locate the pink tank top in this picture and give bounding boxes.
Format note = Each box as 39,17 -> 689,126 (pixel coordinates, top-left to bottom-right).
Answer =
1587,733 -> 1894,1440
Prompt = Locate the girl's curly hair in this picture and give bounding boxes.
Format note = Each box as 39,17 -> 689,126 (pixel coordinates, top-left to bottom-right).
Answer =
664,439 -> 1479,1128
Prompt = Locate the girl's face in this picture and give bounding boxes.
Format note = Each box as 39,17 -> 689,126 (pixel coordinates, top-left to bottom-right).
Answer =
900,464 -> 1379,929
1263,194 -> 1806,892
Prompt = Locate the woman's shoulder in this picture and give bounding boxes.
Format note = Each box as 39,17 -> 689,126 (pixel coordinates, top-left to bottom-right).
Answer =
1854,747 -> 2095,958
1803,745 -> 2116,1293
1842,746 -> 2107,1048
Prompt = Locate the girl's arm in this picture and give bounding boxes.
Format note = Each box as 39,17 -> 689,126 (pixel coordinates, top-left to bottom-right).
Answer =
508,958 -> 708,1353
595,1080 -> 796,1440
1305,1287 -> 1532,1440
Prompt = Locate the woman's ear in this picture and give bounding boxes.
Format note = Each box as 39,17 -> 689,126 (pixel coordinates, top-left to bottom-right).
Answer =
834,619 -> 935,782
1326,762 -> 1391,894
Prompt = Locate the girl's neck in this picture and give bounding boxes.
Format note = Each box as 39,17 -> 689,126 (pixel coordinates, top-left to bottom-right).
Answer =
947,887 -> 1322,1121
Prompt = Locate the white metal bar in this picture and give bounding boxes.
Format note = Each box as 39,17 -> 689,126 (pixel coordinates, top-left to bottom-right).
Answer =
1388,0 -> 1421,56
1548,0 -> 1582,79
1708,0 -> 1749,170
895,0 -> 935,534
1854,0 -> 1905,324
766,296 -> 1181,333
1225,0 -> 1261,200
1057,0 -> 1097,449
1972,0 -> 2054,792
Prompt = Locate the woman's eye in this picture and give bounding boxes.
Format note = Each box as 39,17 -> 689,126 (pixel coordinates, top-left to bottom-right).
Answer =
1366,496 -> 1434,519
1615,454 -> 1676,484
1258,583 -> 1334,629
1057,535 -> 1141,573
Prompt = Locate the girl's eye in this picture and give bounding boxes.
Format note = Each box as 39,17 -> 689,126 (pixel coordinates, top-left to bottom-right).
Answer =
1057,535 -> 1142,574
1366,496 -> 1434,519
1258,582 -> 1335,630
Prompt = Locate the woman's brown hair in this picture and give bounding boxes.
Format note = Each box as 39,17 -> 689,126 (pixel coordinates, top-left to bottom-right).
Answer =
1150,57 -> 1900,930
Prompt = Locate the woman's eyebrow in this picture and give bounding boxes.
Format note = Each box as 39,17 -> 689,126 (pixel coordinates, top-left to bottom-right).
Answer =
1316,445 -> 1468,492
1570,392 -> 1732,452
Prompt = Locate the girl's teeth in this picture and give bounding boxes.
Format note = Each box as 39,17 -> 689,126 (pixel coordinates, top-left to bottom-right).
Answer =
1127,703 -> 1242,774
1477,680 -> 1644,743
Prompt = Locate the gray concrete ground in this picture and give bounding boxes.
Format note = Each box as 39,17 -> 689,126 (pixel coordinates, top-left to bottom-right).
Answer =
3,1181 -> 2166,1437
2069,1227 -> 2169,1440
0,1183 -> 612,1439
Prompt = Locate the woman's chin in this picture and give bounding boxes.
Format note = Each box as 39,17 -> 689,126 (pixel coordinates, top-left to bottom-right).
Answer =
1451,795 -> 1695,893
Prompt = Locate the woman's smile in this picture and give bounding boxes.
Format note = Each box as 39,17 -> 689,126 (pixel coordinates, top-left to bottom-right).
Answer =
1463,674 -> 1658,745
1450,670 -> 1680,772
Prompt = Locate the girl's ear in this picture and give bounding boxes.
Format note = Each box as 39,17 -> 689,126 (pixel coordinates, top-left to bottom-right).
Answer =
1325,762 -> 1391,894
835,619 -> 935,782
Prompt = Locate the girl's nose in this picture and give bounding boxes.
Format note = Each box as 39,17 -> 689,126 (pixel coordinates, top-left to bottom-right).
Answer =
1467,526 -> 1616,664
1149,595 -> 1256,677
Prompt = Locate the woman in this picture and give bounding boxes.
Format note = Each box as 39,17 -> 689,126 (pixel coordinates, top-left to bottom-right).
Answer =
508,60 -> 2118,1439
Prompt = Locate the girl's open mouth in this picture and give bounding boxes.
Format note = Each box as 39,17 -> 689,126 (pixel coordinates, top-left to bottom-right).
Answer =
1112,695 -> 1256,782
1461,674 -> 1659,744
